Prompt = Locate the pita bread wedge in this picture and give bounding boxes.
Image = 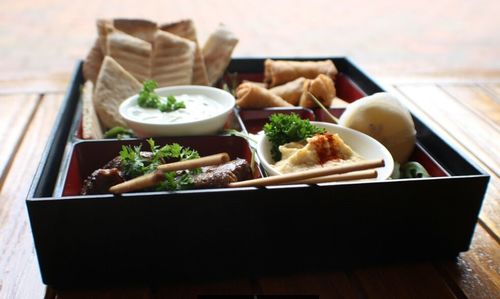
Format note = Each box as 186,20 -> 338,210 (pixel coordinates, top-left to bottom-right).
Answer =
202,24 -> 238,86
96,19 -> 114,55
81,80 -> 103,139
83,38 -> 104,83
160,19 -> 209,85
93,56 -> 142,129
113,18 -> 158,44
151,30 -> 196,87
106,30 -> 152,82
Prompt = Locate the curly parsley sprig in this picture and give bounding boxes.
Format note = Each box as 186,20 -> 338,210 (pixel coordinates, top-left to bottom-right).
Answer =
263,113 -> 325,161
119,138 -> 200,191
137,80 -> 186,112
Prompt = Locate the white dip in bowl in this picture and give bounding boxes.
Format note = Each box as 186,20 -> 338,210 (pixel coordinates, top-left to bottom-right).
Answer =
119,85 -> 235,137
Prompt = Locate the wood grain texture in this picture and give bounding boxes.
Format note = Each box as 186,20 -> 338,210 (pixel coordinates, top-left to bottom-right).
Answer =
396,84 -> 500,176
352,263 -> 456,299
0,74 -> 70,95
440,84 -> 500,131
483,83 -> 500,103
0,94 -> 63,299
393,84 -> 500,240
436,225 -> 500,299
0,94 -> 40,189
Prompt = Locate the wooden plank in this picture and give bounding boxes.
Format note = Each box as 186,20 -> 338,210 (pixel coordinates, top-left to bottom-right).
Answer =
0,94 -> 64,299
477,178 -> 500,243
435,225 -> 500,299
257,272 -> 362,298
396,84 -> 500,176
352,263 -> 457,299
439,84 -> 500,131
392,84 -> 500,240
0,94 -> 40,189
483,83 -> 500,103
0,74 -> 70,95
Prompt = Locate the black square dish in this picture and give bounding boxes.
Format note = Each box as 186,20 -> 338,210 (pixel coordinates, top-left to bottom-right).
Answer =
27,58 -> 489,287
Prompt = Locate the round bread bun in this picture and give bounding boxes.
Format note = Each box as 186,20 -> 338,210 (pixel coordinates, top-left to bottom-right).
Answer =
339,92 -> 416,163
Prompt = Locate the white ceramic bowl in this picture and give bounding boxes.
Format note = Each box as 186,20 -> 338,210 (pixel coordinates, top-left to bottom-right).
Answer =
257,121 -> 394,180
119,85 -> 235,137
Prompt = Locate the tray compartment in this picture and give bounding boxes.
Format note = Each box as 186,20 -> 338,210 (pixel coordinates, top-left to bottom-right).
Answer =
61,136 -> 259,196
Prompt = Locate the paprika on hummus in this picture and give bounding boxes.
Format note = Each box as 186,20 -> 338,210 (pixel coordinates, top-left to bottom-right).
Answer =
274,133 -> 364,174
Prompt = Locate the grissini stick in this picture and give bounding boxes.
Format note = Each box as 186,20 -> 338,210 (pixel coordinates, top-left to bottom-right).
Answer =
228,159 -> 384,188
284,169 -> 377,185
307,91 -> 339,124
157,152 -> 230,172
109,170 -> 165,194
109,153 -> 230,194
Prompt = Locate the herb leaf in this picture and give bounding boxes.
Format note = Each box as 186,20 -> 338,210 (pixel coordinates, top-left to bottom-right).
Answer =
138,80 -> 160,108
119,138 -> 201,191
138,80 -> 185,112
119,144 -> 144,178
104,126 -> 134,139
263,113 -> 325,161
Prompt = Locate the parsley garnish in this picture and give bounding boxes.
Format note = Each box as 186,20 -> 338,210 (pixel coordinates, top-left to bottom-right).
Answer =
263,113 -> 325,161
104,126 -> 134,139
119,138 -> 200,191
137,80 -> 185,112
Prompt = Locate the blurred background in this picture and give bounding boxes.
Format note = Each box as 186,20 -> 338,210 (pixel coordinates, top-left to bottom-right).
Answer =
0,0 -> 499,89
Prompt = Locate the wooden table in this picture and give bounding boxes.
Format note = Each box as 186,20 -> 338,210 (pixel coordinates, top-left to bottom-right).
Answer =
0,74 -> 498,299
1,1 -> 499,297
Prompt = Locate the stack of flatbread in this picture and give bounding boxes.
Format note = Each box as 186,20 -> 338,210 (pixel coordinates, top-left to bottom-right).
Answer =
81,18 -> 239,139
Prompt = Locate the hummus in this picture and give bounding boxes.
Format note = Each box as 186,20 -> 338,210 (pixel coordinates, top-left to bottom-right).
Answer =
274,133 -> 363,174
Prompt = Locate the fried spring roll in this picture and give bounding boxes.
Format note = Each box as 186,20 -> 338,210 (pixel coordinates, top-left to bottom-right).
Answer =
264,59 -> 338,88
236,82 -> 293,109
269,77 -> 306,106
299,74 -> 336,108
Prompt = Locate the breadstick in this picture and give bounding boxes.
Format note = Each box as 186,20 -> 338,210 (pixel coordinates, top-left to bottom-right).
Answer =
109,170 -> 165,194
229,159 -> 384,187
157,153 -> 230,172
285,169 -> 377,184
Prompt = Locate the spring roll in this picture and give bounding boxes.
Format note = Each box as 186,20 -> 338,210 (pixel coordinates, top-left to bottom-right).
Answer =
299,74 -> 336,108
269,77 -> 306,106
264,59 -> 338,88
236,82 -> 293,109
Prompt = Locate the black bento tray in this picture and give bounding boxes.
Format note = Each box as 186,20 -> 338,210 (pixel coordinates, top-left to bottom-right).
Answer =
27,58 -> 490,287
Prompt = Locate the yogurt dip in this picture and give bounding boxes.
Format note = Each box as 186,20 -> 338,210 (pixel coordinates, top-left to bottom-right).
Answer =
126,94 -> 224,124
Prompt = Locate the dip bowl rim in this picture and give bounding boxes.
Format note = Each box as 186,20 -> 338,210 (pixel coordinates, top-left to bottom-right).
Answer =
119,85 -> 235,137
256,121 -> 395,181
